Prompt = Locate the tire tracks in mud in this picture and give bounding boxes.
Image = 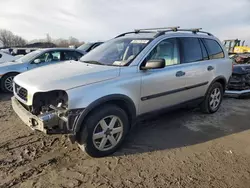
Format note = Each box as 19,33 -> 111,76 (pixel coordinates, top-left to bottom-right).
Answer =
0,129 -> 73,187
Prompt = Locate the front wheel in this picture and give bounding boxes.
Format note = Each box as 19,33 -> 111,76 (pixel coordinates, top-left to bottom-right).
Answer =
0,73 -> 18,93
77,105 -> 129,157
200,82 -> 223,113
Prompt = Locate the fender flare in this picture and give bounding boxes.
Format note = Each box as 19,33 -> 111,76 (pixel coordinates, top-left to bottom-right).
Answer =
73,94 -> 137,133
206,76 -> 227,94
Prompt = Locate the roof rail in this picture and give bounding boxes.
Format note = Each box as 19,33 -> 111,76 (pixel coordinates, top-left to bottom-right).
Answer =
115,31 -> 155,38
115,27 -> 213,38
156,28 -> 213,37
178,28 -> 213,36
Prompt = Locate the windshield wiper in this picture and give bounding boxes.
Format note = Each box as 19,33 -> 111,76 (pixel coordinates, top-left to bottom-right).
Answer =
81,60 -> 104,65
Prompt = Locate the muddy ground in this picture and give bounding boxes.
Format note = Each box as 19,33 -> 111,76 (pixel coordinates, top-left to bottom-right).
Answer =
1,94 -> 250,188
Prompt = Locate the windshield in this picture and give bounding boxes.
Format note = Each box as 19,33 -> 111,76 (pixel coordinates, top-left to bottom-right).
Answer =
79,38 -> 151,66
16,50 -> 41,63
77,43 -> 93,51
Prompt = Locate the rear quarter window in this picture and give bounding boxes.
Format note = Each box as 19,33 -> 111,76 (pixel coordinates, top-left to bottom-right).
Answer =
203,39 -> 225,59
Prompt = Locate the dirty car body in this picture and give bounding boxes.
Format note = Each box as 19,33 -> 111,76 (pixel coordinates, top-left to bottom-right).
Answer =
12,27 -> 232,157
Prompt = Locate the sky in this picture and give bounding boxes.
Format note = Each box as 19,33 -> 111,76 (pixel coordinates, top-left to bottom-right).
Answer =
0,0 -> 250,44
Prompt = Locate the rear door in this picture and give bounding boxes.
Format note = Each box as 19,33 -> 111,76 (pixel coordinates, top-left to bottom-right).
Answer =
202,38 -> 230,82
178,37 -> 214,100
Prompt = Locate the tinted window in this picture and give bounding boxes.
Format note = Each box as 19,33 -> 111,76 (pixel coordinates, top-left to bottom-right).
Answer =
145,38 -> 180,66
199,39 -> 209,60
203,39 -> 224,59
180,38 -> 203,63
0,54 -> 2,58
61,51 -> 83,60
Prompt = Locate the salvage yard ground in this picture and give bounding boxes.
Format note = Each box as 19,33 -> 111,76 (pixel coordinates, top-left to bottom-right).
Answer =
1,93 -> 250,188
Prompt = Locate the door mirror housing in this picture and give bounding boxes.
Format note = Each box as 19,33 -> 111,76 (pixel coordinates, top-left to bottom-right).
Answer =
141,59 -> 165,70
33,59 -> 41,64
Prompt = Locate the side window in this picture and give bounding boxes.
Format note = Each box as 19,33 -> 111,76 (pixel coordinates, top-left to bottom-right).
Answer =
51,51 -> 60,61
146,38 -> 180,66
61,51 -> 82,61
34,51 -> 60,63
199,39 -> 209,60
203,39 -> 225,59
35,52 -> 51,63
180,38 -> 203,63
0,54 -> 2,58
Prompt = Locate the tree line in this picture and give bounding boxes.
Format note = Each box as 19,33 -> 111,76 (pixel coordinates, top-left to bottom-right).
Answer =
0,29 -> 84,48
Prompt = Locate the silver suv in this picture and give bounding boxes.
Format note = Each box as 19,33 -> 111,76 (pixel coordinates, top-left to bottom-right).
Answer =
12,27 -> 232,157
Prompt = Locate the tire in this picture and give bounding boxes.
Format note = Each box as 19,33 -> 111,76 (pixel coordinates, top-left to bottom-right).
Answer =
0,73 -> 18,93
200,82 -> 223,114
77,104 -> 129,157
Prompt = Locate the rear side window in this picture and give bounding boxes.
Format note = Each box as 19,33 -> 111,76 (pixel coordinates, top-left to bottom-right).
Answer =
203,39 -> 224,59
199,39 -> 209,60
180,38 -> 203,63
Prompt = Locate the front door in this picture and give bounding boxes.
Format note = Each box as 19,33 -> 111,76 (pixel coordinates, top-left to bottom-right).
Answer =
27,50 -> 61,70
139,38 -> 188,114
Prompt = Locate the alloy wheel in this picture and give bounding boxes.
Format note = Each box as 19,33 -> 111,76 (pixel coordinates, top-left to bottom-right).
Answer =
209,88 -> 221,111
4,76 -> 14,92
92,115 -> 123,151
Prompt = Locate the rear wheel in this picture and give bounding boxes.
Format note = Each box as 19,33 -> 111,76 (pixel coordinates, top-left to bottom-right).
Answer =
77,105 -> 129,157
200,82 -> 223,113
0,73 -> 18,93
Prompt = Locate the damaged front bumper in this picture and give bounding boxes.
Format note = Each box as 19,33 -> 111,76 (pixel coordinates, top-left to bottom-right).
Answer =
11,97 -> 83,136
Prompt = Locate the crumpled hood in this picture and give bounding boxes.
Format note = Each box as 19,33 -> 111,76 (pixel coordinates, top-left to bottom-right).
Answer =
14,61 -> 120,91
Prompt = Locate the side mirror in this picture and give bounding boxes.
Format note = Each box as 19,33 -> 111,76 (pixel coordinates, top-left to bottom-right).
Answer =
141,59 -> 165,70
33,59 -> 41,64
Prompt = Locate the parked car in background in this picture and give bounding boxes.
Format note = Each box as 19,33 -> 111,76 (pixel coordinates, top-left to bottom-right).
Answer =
0,51 -> 20,63
225,53 -> 250,97
0,48 -> 84,92
77,42 -> 103,54
11,27 -> 232,157
10,48 -> 39,56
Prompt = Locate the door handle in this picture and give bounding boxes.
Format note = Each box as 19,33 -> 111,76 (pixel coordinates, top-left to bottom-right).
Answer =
207,66 -> 214,71
176,71 -> 185,77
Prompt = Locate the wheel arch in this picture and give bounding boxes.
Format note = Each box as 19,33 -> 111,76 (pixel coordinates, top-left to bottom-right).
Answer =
0,72 -> 20,91
209,76 -> 227,92
1,71 -> 20,78
73,94 -> 137,134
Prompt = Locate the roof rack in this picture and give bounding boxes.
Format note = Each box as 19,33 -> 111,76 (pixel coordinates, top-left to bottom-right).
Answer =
115,26 -> 180,38
155,28 -> 213,37
115,27 -> 213,38
134,26 -> 180,33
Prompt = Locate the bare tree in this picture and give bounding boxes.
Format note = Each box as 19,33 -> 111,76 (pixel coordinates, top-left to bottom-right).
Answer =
68,36 -> 80,46
0,29 -> 27,47
46,33 -> 52,43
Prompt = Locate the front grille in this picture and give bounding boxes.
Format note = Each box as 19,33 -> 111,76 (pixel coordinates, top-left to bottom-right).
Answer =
14,83 -> 28,102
